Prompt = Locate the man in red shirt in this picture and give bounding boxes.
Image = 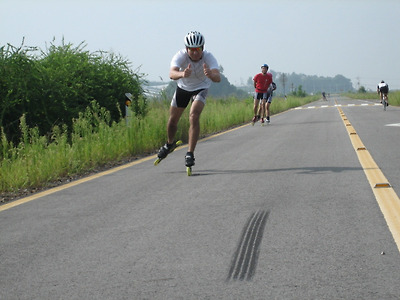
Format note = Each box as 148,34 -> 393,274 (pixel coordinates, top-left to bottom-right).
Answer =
252,64 -> 273,124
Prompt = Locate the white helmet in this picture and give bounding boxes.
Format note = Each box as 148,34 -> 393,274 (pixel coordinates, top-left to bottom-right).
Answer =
184,31 -> 205,48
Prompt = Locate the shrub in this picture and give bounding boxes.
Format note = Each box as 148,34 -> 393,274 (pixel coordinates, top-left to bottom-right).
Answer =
0,39 -> 147,142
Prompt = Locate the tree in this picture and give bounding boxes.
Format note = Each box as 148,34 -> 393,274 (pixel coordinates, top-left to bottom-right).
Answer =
291,85 -> 307,97
269,72 -> 354,95
247,77 -> 253,86
279,73 -> 287,96
358,86 -> 367,93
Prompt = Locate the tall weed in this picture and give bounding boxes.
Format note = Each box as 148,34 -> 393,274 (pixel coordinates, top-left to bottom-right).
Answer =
0,95 -> 319,193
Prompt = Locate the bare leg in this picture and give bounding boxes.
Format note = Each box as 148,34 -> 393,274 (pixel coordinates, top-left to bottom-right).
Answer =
253,98 -> 260,116
188,100 -> 204,153
260,100 -> 266,119
266,102 -> 271,120
167,106 -> 185,144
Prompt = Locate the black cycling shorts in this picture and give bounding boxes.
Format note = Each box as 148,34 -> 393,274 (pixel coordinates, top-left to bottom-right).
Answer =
172,86 -> 208,108
380,86 -> 389,94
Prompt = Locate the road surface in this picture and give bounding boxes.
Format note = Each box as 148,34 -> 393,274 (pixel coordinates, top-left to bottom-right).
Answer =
1,96 -> 400,299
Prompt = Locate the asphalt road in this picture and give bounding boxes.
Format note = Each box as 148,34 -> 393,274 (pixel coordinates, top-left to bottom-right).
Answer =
1,96 -> 400,299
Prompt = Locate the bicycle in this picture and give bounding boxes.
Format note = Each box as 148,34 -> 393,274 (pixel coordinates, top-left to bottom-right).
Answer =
382,93 -> 388,111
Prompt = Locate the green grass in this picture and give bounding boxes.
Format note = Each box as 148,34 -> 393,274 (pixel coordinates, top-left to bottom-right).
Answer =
0,95 -> 319,194
345,90 -> 400,106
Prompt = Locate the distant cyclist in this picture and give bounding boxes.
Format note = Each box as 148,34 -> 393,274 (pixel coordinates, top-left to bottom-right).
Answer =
377,80 -> 389,105
322,91 -> 327,100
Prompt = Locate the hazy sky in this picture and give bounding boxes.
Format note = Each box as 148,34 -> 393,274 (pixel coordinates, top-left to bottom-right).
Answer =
2,0 -> 399,90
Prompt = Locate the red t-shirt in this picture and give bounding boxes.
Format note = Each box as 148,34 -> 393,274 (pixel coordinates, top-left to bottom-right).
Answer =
253,73 -> 273,93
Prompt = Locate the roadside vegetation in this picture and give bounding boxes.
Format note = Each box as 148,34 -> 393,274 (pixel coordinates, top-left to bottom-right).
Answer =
0,95 -> 319,196
0,39 -> 146,143
1,40 -> 320,199
345,90 -> 400,106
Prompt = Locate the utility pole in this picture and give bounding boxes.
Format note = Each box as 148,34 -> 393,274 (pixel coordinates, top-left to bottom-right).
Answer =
280,73 -> 287,96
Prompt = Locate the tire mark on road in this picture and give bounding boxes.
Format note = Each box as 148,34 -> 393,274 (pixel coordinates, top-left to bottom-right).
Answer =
227,210 -> 269,281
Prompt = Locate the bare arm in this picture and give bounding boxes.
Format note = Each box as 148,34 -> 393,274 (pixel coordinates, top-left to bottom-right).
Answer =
203,63 -> 221,82
169,64 -> 192,80
170,64 -> 221,83
208,69 -> 221,82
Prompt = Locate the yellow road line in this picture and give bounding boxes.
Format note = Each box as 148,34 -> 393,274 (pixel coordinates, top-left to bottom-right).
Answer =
0,122 -> 253,212
0,107 -> 334,212
337,106 -> 400,253
0,155 -> 157,212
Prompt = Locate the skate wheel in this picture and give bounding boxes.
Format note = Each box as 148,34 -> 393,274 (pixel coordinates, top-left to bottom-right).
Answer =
154,158 -> 161,166
176,140 -> 183,146
186,166 -> 192,176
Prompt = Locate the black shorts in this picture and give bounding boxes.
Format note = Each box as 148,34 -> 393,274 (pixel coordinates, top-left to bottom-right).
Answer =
255,92 -> 273,103
379,86 -> 389,94
254,92 -> 267,100
265,91 -> 273,103
172,86 -> 208,108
